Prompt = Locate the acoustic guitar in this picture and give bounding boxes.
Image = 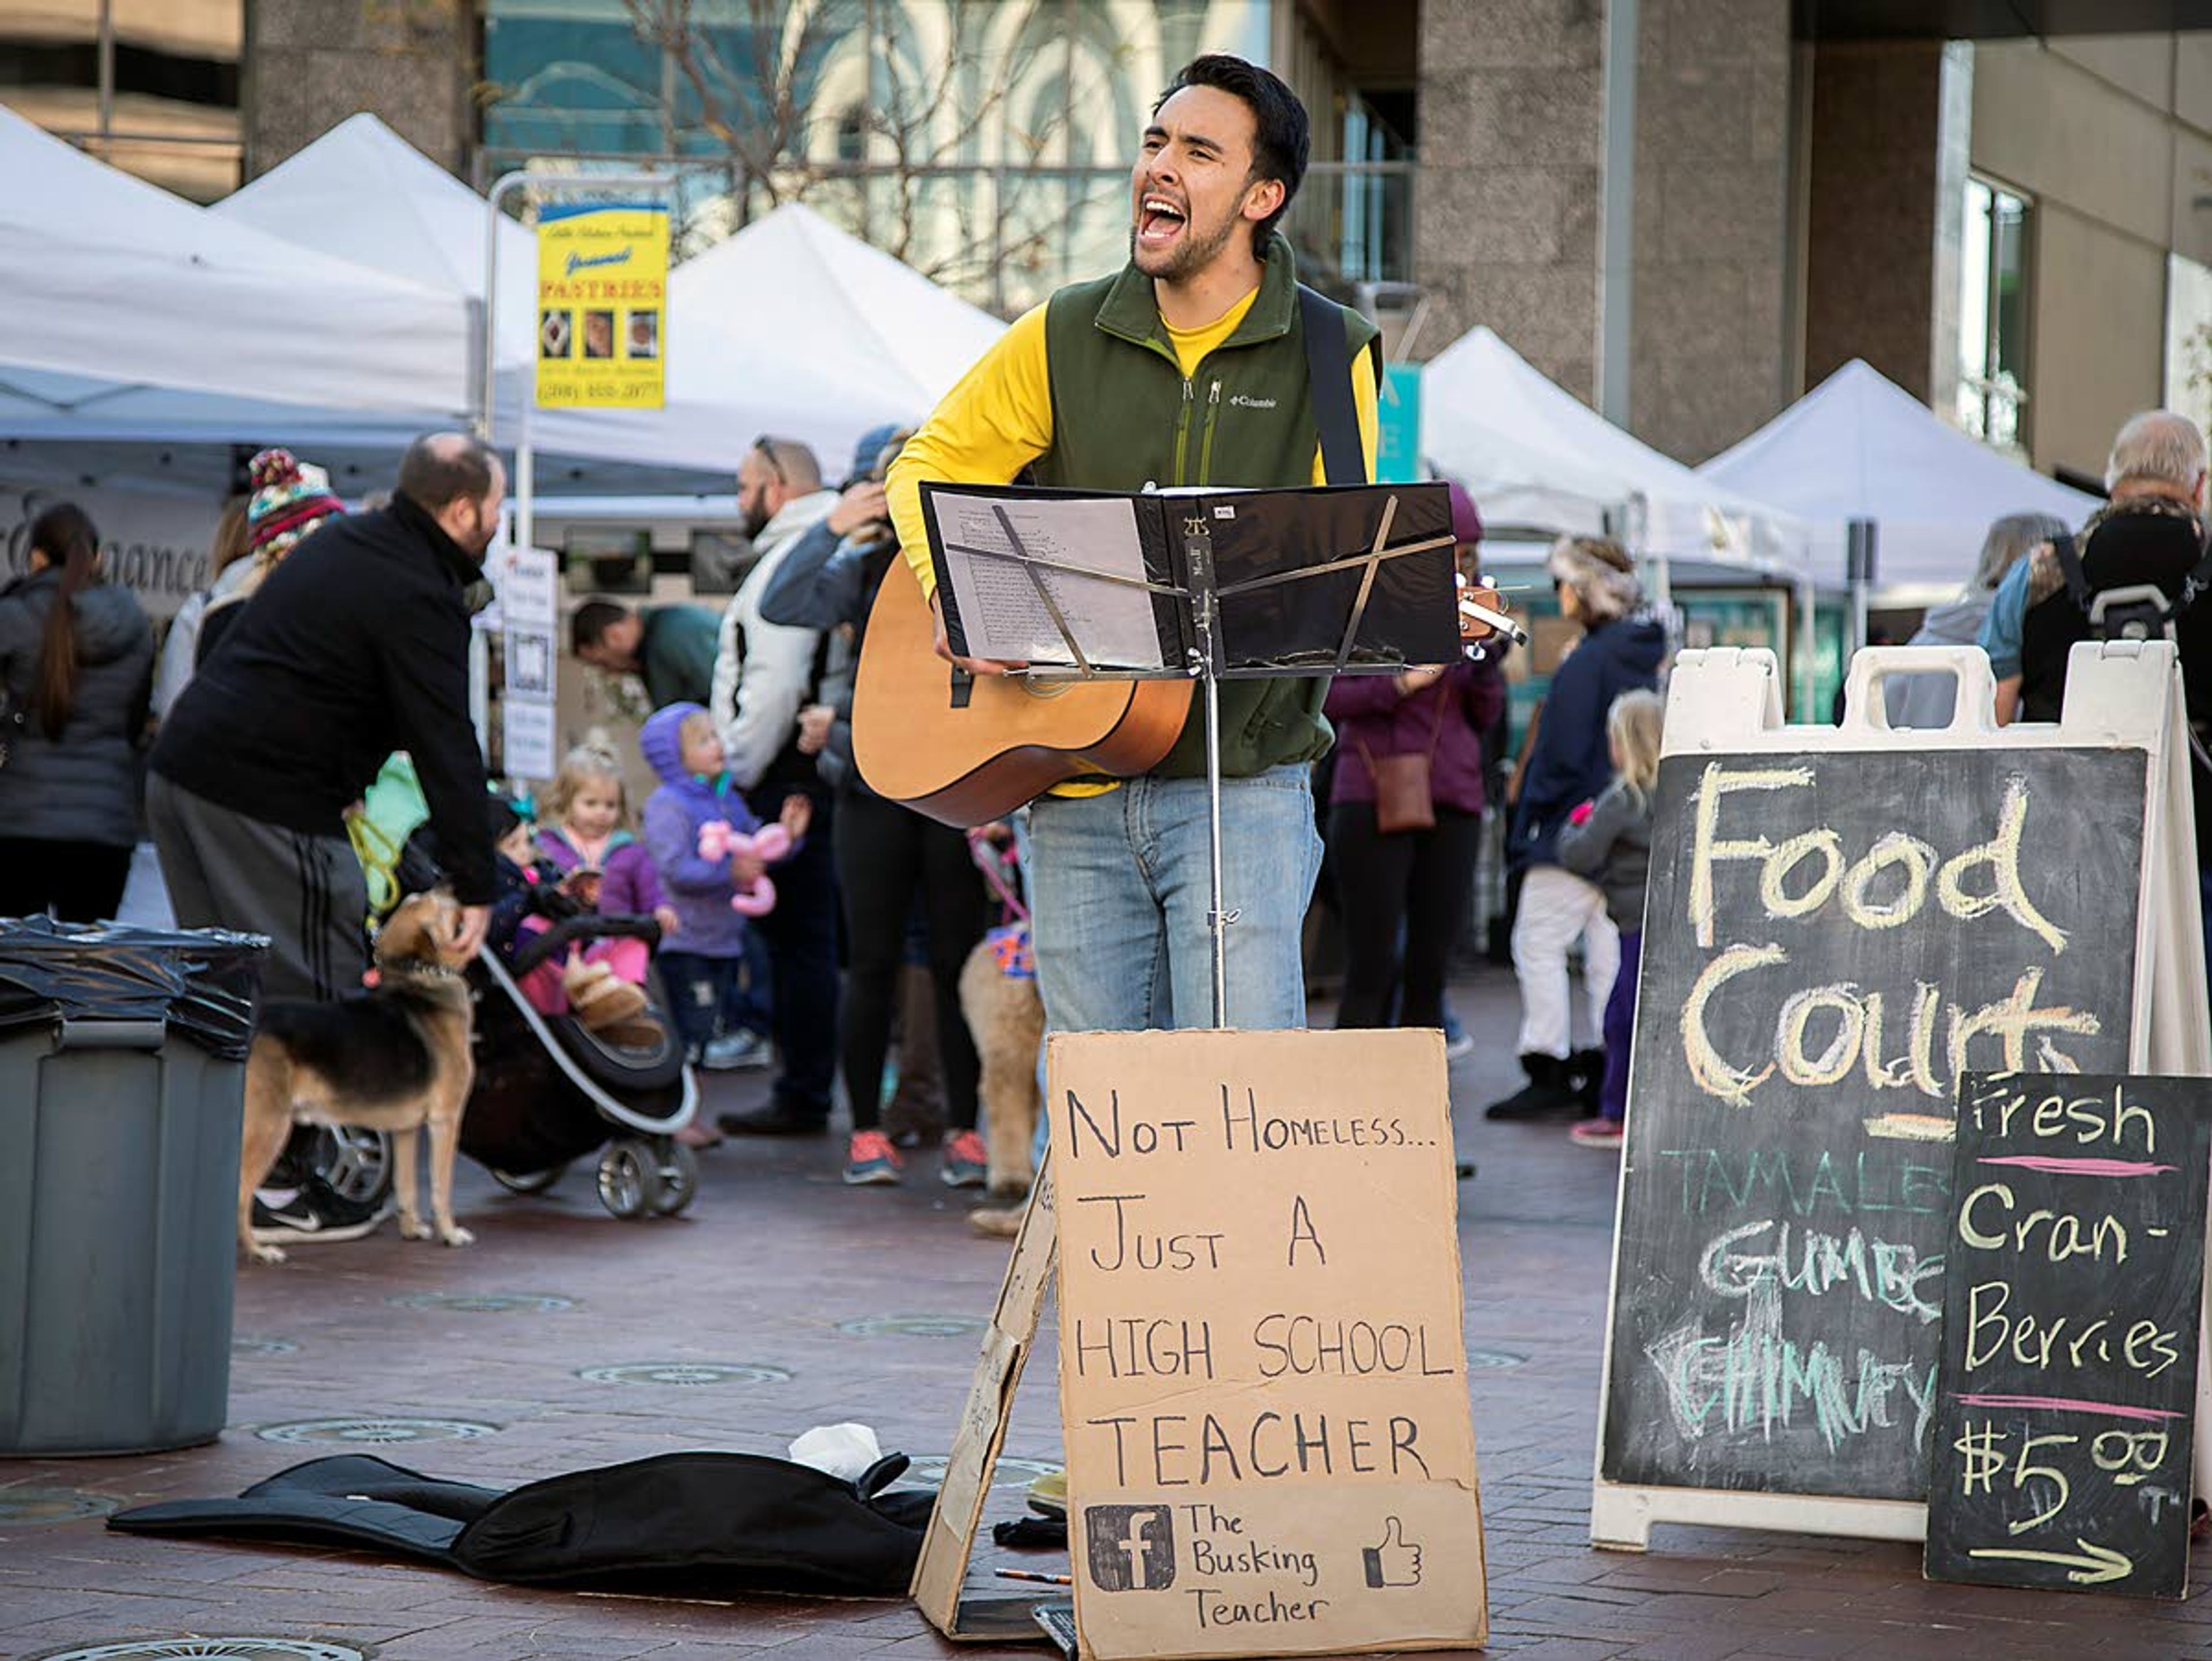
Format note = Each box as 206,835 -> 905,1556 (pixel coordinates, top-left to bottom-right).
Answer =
851,553 -> 1514,830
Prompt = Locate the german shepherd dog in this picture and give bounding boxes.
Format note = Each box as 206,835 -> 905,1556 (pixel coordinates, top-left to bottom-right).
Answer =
237,890 -> 476,1265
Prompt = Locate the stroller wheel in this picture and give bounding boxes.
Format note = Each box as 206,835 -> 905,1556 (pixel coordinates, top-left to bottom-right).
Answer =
650,1138 -> 698,1216
597,1140 -> 653,1220
306,1125 -> 393,1208
492,1164 -> 567,1195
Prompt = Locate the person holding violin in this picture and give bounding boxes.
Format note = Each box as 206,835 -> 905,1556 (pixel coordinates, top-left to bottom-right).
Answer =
1322,481 -> 1507,1033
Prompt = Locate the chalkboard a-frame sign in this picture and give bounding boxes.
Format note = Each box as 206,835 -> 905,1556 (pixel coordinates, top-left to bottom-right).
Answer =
1590,642 -> 2212,1553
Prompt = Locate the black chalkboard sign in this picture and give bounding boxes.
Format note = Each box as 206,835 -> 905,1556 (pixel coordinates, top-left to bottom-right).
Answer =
1601,746 -> 2150,1501
1924,1071 -> 2210,1598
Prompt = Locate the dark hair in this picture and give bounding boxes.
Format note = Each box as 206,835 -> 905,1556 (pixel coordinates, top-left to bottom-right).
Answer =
1156,54 -> 1309,258
28,502 -> 99,740
570,598 -> 632,655
397,433 -> 500,513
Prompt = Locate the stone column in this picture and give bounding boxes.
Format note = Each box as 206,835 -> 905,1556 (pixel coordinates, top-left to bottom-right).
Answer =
1626,0 -> 1793,461
244,0 -> 477,179
1800,39 -> 1950,405
1412,0 -> 1605,400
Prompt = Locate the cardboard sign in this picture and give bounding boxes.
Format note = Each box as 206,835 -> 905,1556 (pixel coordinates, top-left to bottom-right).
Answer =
535,203 -> 668,410
911,1166 -> 1060,1638
1925,1071 -> 2212,1598
1048,1030 -> 1485,1660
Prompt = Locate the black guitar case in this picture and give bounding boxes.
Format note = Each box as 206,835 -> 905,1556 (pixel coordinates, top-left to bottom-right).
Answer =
108,1448 -> 934,1598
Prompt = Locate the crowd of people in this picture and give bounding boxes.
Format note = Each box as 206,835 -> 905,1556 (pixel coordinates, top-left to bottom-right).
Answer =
7,43 -> 2207,1248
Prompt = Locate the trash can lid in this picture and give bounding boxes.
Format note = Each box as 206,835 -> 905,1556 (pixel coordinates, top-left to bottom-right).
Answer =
0,917 -> 270,1060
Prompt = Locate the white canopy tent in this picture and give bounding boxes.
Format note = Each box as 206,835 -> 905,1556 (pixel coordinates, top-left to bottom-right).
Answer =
220,118 -> 1007,482
1419,326 -> 1805,580
1697,357 -> 2103,597
0,106 -> 474,440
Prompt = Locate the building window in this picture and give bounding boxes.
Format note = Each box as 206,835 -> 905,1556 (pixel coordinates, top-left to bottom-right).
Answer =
482,0 -> 1411,315
0,0 -> 243,200
1957,175 -> 2030,455
2165,252 -> 2212,444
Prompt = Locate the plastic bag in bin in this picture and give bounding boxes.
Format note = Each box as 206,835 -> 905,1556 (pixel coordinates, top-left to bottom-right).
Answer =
0,917 -> 269,1060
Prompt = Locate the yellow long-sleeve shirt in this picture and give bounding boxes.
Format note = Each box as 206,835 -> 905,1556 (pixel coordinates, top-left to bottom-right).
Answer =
884,280 -> 1380,797
887,284 -> 1380,600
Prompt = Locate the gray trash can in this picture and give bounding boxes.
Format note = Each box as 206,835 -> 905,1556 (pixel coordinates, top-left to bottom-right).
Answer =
0,918 -> 267,1455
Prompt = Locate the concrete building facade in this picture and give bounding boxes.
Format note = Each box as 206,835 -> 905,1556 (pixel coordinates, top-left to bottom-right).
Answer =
8,0 -> 2212,498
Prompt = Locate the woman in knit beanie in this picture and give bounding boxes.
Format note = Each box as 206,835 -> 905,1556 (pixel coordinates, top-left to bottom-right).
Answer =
194,448 -> 345,669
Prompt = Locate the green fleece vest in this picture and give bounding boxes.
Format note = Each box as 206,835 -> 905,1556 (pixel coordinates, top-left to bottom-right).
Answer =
1035,239 -> 1380,778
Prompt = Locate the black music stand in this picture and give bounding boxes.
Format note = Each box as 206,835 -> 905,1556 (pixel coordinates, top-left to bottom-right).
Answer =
921,480 -> 1464,1028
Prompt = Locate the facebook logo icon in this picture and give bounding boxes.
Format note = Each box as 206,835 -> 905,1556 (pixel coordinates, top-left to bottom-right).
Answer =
1083,1504 -> 1176,1591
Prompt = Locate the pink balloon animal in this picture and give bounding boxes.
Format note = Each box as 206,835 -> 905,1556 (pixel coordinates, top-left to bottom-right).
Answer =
698,819 -> 791,917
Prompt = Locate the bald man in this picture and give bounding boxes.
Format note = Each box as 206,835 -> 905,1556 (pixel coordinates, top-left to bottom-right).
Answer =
151,434 -> 506,1236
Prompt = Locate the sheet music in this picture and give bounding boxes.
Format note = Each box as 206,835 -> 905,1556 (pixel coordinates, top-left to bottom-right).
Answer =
933,493 -> 1165,670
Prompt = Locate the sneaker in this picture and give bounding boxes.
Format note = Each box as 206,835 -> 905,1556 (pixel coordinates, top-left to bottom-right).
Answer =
941,1129 -> 988,1189
1483,1054 -> 1582,1121
968,1203 -> 1022,1239
251,1182 -> 392,1244
701,1030 -> 773,1070
1569,1118 -> 1626,1149
845,1130 -> 904,1186
1441,1010 -> 1473,1062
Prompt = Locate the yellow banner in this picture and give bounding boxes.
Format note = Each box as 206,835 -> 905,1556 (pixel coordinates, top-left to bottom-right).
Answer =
535,203 -> 668,409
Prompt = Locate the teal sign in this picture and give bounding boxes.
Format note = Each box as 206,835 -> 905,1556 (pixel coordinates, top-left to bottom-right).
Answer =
1377,362 -> 1421,483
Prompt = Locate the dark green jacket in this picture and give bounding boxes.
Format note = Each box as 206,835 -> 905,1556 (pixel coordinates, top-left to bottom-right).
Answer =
639,604 -> 719,711
1035,239 -> 1378,777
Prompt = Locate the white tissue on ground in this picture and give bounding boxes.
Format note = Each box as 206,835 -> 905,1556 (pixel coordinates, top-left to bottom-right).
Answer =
789,1421 -> 884,1480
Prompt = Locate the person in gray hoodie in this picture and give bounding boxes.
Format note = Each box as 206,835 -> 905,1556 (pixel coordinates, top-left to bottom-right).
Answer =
1884,511 -> 2066,729
0,502 -> 154,920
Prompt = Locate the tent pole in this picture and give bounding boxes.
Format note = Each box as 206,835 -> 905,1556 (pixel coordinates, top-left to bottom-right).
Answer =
481,171 -> 530,442
517,398 -> 535,555
1847,518 -> 1876,654
1796,572 -> 1817,721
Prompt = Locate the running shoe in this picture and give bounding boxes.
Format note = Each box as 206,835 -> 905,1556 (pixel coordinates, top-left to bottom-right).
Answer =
941,1129 -> 989,1189
251,1182 -> 392,1243
844,1130 -> 905,1186
701,1030 -> 772,1070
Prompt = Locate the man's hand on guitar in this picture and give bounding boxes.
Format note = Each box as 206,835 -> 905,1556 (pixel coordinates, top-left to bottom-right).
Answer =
931,591 -> 1026,678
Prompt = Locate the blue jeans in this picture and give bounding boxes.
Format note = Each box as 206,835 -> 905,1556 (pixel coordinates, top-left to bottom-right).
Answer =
1027,765 -> 1324,1034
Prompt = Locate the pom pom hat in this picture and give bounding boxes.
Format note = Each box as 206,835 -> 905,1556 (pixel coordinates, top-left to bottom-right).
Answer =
245,448 -> 344,558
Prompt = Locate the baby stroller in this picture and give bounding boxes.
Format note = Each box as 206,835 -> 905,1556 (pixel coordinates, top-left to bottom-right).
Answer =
465,908 -> 703,1221
379,801 -> 702,1222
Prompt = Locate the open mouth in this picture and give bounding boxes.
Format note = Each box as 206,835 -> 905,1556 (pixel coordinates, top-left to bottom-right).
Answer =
1137,194 -> 1188,247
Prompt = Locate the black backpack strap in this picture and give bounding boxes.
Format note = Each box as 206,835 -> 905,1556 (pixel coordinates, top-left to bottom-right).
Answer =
2184,516 -> 2212,609
1298,284 -> 1374,486
2052,532 -> 2092,612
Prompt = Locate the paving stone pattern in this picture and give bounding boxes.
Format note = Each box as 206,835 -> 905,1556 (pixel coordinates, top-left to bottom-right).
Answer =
5,970 -> 2212,1658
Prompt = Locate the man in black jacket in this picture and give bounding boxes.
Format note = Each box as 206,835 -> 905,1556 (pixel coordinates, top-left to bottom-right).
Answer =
151,432 -> 502,1000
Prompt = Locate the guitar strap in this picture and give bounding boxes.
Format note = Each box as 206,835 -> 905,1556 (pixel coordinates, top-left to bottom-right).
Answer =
1298,284 -> 1381,486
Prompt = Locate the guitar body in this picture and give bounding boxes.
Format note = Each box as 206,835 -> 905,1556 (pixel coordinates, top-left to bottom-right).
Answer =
852,556 -> 1193,828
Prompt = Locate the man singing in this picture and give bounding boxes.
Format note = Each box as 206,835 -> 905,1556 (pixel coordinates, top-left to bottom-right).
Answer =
885,54 -> 1378,1035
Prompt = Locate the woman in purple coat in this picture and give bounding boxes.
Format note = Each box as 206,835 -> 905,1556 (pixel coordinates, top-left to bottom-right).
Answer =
1323,642 -> 1506,1032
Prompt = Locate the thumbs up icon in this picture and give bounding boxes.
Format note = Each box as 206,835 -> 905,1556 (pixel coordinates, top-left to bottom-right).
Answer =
1362,1516 -> 1422,1588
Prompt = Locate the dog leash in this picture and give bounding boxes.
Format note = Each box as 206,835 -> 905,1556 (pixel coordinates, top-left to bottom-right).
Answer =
965,828 -> 1028,925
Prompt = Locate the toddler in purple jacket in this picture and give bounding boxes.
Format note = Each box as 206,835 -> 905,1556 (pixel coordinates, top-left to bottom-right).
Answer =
640,703 -> 810,1072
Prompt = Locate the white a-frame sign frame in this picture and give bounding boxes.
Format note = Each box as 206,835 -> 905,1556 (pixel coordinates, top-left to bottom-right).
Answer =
1589,641 -> 2212,1552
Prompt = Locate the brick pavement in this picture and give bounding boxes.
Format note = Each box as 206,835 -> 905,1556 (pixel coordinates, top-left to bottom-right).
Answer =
4,966 -> 2212,1658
